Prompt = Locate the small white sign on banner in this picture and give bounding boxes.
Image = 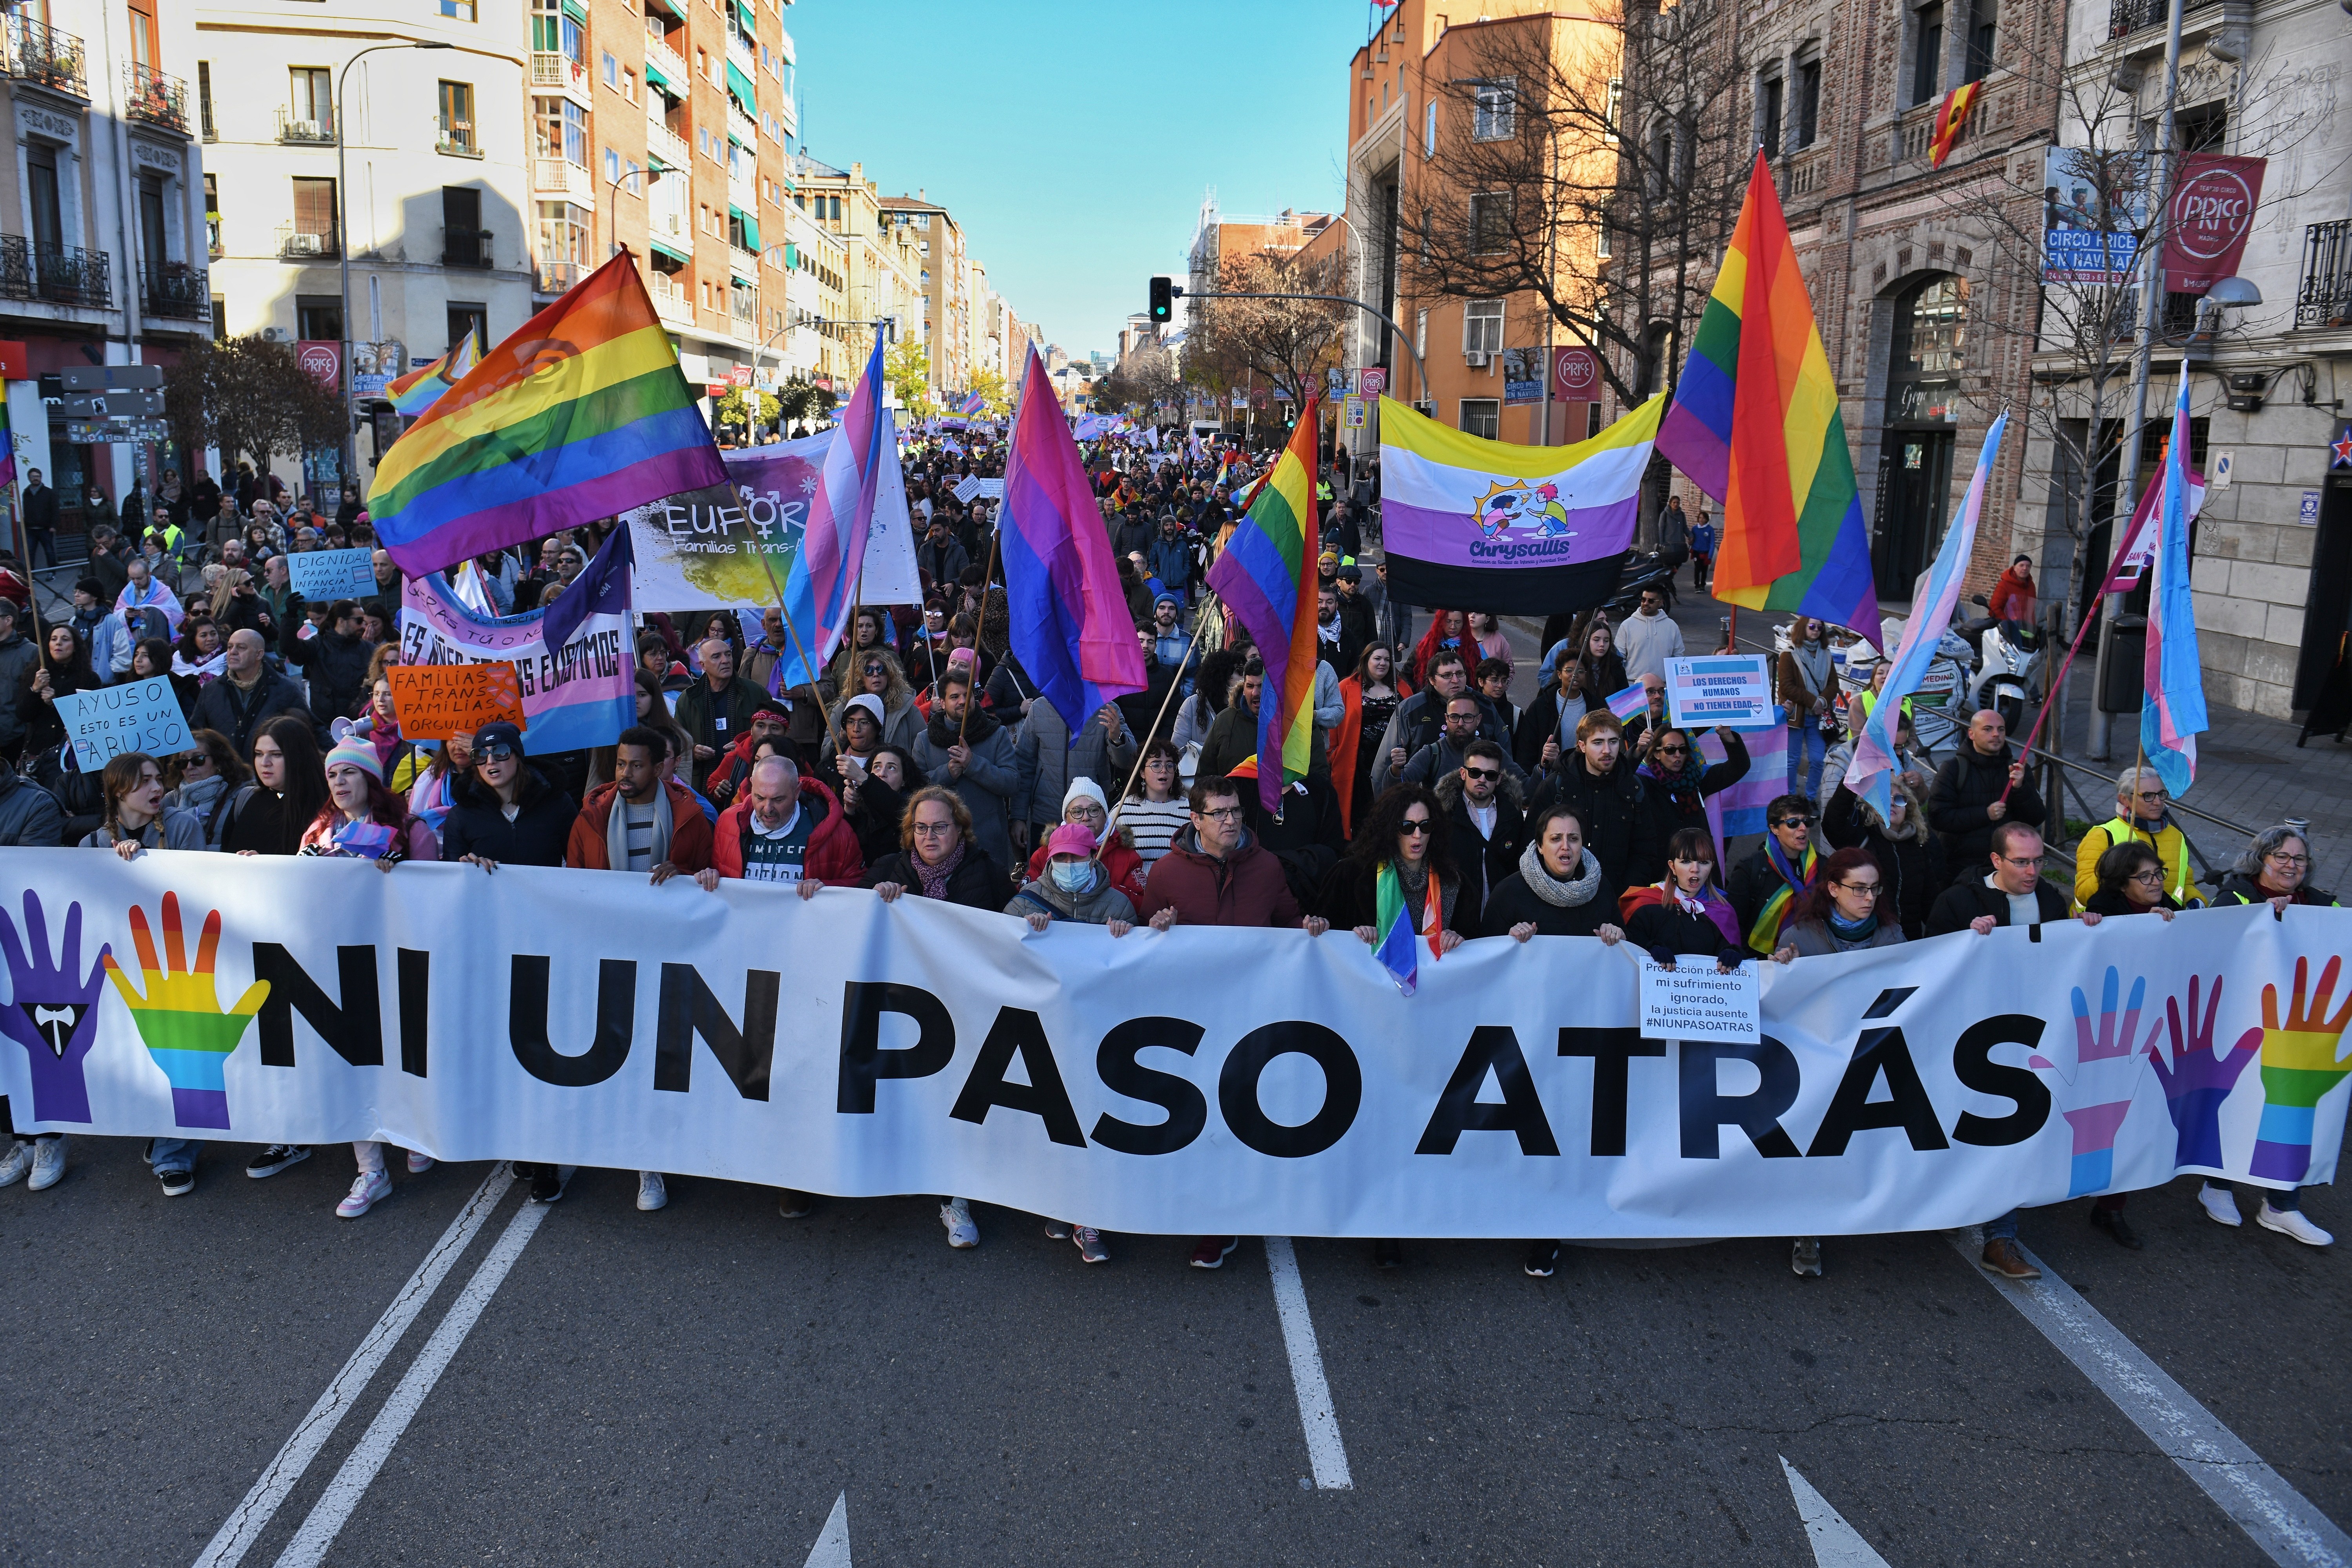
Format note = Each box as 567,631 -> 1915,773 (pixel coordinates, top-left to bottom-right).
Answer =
56,676 -> 193,770
1665,654 -> 1776,728
1638,958 -> 1761,1043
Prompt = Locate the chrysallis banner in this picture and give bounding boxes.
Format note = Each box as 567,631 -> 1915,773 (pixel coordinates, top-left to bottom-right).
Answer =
1,852 -> 2344,1238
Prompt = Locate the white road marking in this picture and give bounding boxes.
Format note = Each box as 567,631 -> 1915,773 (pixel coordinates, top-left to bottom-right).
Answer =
192,1168 -> 514,1568
1263,1236 -> 1352,1490
271,1193 -> 553,1568
1952,1234 -> 2352,1568
802,1491 -> 852,1567
1780,1457 -> 1893,1567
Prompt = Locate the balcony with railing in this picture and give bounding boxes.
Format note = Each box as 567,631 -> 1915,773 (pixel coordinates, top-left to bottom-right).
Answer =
0,236 -> 111,307
645,118 -> 690,173
531,51 -> 590,100
438,120 -> 482,158
5,15 -> 87,97
643,33 -> 689,95
441,225 -> 493,269
276,106 -> 335,144
727,26 -> 755,72
122,62 -> 188,133
727,99 -> 759,149
2298,221 -> 2352,331
533,157 -> 595,205
535,259 -> 580,296
140,263 -> 209,321
276,222 -> 339,262
649,269 -> 695,331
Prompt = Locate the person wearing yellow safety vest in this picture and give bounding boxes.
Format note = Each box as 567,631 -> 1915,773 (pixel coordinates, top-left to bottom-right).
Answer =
2072,766 -> 2201,912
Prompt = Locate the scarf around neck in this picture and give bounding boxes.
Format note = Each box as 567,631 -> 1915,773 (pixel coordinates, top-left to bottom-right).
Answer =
1747,836 -> 1819,954
605,781 -> 674,871
1518,843 -> 1603,908
913,838 -> 965,898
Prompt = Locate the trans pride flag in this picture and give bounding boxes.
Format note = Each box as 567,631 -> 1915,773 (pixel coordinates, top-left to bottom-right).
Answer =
1206,400 -> 1321,812
1659,151 -> 1883,651
1000,345 -> 1145,732
2140,369 -> 2207,795
368,254 -> 727,576
775,327 -> 892,689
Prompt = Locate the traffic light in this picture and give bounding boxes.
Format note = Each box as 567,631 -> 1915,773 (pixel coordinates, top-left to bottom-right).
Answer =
1148,276 -> 1173,323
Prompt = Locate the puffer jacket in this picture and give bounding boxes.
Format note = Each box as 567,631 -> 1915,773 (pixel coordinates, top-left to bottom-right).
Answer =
1006,866 -> 1139,925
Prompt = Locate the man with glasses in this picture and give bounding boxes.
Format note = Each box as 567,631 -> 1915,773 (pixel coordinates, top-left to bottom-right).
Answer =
2071,766 -> 2201,912
1925,821 -> 2103,1277
1138,776 -> 1329,1272
1404,694 -> 1526,787
1730,794 -> 1820,955
1927,707 -> 2047,868
1616,585 -> 1685,684
1433,739 -> 1524,932
1372,648 -> 1509,794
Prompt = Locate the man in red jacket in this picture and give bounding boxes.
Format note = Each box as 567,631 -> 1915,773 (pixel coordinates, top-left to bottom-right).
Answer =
564,727 -> 715,882
1135,774 -> 1329,1273
702,755 -> 863,891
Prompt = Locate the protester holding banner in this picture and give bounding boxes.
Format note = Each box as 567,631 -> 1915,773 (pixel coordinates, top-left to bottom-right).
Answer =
1637,724 -> 1751,847
1617,827 -> 1749,972
1729,796 -> 1820,956
1483,803 -> 1628,945
2071,767 -> 2201,913
81,752 -> 205,858
2216,826 -> 2338,912
17,624 -> 99,759
440,721 -> 579,878
863,786 -> 1003,920
226,717 -> 329,858
566,727 -> 715,885
163,732 -> 254,852
706,754 -> 861,892
2083,841 -> 2185,921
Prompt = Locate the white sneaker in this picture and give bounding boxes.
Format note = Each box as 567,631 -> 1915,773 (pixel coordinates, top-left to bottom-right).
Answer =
0,1140 -> 31,1188
2257,1203 -> 2333,1247
336,1168 -> 392,1219
27,1137 -> 66,1191
637,1171 -> 668,1212
405,1150 -> 436,1174
2198,1184 -> 2242,1227
940,1197 -> 979,1248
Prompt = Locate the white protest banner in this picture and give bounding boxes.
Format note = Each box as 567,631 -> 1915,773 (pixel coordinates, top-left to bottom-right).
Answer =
4,857 -> 2343,1239
1639,959 -> 1760,1044
1666,654 -> 1776,728
285,547 -> 379,601
952,476 -> 985,503
56,677 -> 191,769
624,428 -> 922,611
973,478 -> 1004,500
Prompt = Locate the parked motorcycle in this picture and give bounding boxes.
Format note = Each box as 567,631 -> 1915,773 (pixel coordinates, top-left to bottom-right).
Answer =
1603,549 -> 1677,622
1961,593 -> 2045,735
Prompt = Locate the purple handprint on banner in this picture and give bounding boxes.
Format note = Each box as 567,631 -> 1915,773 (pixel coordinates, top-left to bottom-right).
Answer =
0,892 -> 111,1124
2030,966 -> 2152,1197
2145,975 -> 2260,1170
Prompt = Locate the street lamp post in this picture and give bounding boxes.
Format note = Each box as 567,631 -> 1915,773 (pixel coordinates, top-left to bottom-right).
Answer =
337,39 -> 452,486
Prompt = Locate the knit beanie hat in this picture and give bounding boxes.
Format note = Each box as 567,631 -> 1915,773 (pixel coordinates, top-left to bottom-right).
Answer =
324,737 -> 384,783
1063,776 -> 1108,816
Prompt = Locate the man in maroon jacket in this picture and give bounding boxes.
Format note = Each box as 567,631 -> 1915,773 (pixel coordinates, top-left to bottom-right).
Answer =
1136,774 -> 1329,1270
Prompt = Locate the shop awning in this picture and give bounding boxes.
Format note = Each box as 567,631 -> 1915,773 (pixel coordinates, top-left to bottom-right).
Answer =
724,60 -> 757,114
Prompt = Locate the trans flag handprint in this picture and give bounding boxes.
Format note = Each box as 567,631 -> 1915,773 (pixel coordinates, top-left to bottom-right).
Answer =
2031,967 -> 2154,1197
2143,974 -> 2259,1170
101,893 -> 269,1130
0,892 -> 110,1124
2248,956 -> 2352,1184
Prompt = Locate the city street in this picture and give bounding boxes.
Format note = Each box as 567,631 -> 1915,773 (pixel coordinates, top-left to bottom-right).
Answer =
1,1147 -> 2342,1566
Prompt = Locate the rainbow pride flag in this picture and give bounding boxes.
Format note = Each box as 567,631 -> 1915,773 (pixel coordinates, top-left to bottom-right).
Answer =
1001,344 -> 1147,731
1373,859 -> 1443,996
385,334 -> 481,418
1205,402 -> 1320,812
1658,151 -> 1883,651
368,254 -> 728,577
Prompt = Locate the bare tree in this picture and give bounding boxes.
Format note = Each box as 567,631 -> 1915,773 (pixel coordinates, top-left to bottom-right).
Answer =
1400,0 -> 1750,408
161,335 -> 344,477
1187,245 -> 1351,405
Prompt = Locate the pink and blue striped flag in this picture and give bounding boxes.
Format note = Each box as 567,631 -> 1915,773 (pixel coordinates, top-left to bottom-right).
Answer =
1699,721 -> 1788,846
1605,684 -> 1650,723
2140,367 -> 2206,795
958,391 -> 986,415
777,327 -> 890,687
1850,411 -> 2005,821
1000,344 -> 1147,731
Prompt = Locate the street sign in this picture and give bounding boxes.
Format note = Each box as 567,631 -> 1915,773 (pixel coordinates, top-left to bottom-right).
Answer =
1341,396 -> 1366,429
1552,346 -> 1600,400
1326,367 -> 1345,390
62,391 -> 164,418
1359,367 -> 1388,397
67,419 -> 169,444
58,364 -> 164,391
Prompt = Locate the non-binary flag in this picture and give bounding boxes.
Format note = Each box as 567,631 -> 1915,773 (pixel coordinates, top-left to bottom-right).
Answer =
1000,345 -> 1147,732
1849,411 -> 2005,820
776,326 -> 892,689
368,254 -> 727,576
1206,398 -> 1321,812
2140,367 -> 2207,795
1658,151 -> 1883,651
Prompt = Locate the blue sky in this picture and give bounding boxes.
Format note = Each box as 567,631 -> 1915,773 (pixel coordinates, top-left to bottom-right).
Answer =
784,0 -> 1374,361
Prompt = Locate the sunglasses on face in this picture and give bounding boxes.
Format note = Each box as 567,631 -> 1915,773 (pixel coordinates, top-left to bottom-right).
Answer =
1462,767 -> 1500,782
1400,819 -> 1433,835
1656,743 -> 1688,755
1773,815 -> 1814,828
476,743 -> 518,763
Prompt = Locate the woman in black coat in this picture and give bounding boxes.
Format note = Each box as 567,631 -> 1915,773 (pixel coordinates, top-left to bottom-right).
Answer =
440,721 -> 578,869
1484,803 -> 1628,941
1615,825 -> 1750,971
17,624 -> 101,757
862,784 -> 1005,910
1821,777 -> 1947,938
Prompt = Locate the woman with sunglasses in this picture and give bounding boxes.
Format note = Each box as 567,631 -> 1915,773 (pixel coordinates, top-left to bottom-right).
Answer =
1636,725 -> 1750,831
440,721 -> 580,875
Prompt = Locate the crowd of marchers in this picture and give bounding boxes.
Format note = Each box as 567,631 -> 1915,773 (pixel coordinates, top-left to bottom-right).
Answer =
0,438 -> 2336,1281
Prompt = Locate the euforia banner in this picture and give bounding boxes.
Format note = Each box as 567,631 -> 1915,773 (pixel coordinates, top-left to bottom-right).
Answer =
1,852 -> 2343,1239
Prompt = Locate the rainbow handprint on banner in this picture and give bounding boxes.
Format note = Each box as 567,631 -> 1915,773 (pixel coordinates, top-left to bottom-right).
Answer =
100,893 -> 269,1130
2248,956 -> 2352,1184
2031,967 -> 2152,1197
2143,974 -> 2259,1170
0,892 -> 110,1124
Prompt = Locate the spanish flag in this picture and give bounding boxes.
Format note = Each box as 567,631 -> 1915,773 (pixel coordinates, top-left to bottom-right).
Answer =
1928,81 -> 1981,168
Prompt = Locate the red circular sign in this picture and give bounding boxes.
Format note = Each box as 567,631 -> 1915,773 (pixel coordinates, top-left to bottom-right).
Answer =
1359,367 -> 1388,396
1552,346 -> 1599,398
2170,165 -> 2257,261
294,341 -> 340,388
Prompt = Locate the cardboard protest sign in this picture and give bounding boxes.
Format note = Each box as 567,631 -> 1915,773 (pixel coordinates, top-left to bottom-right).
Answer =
56,677 -> 192,770
287,547 -> 380,601
388,663 -> 526,740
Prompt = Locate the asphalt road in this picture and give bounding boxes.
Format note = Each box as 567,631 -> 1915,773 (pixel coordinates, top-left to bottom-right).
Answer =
1,1141 -> 2343,1567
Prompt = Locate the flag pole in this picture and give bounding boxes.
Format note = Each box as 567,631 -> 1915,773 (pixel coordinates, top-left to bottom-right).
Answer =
1113,613 -> 1204,805
751,542 -> 835,740
959,521 -> 1003,747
